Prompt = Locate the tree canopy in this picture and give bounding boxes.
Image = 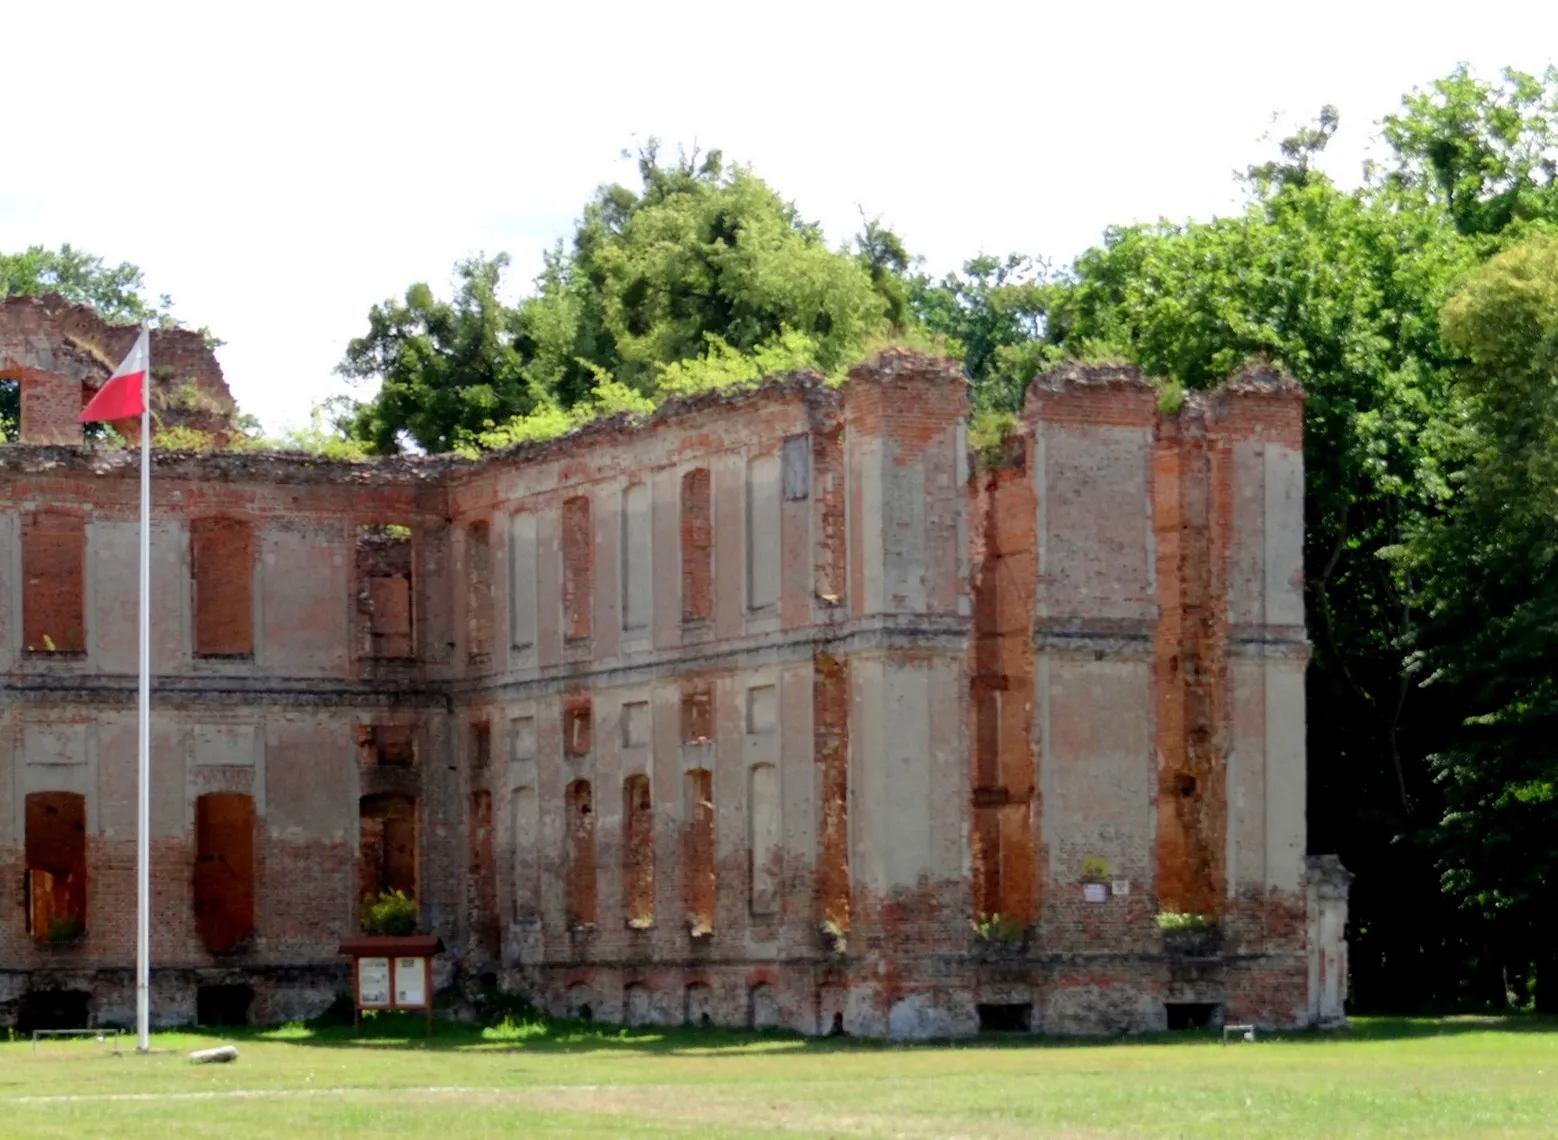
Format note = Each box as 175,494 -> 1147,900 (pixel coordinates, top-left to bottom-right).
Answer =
340,145 -> 895,454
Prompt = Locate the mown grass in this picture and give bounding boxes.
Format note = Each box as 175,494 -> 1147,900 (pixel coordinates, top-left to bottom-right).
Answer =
2,1015 -> 1555,1138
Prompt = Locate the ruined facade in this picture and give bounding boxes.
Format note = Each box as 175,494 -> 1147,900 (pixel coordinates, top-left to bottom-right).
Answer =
0,300 -> 1351,1036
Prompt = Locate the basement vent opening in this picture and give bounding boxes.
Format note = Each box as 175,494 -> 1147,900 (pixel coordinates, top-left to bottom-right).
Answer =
16,989 -> 90,1034
1164,1001 -> 1221,1030
196,984 -> 254,1027
977,1002 -> 1032,1033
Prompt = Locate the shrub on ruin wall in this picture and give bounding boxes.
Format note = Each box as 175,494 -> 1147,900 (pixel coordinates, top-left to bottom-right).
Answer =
360,890 -> 418,936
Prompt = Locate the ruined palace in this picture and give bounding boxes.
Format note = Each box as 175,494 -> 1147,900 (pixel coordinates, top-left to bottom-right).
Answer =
0,294 -> 1351,1036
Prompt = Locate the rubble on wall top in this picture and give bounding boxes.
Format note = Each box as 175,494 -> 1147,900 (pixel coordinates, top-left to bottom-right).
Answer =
1218,359 -> 1305,397
1026,359 -> 1302,408
1027,362 -> 1154,396
846,347 -> 966,387
0,367 -> 850,485
472,369 -> 840,472
0,443 -> 457,485
1,292 -> 239,437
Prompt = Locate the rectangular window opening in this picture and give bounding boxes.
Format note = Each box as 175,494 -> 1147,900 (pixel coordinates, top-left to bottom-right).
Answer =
563,702 -> 592,759
194,793 -> 255,954
25,791 -> 88,941
682,768 -> 716,934
469,721 -> 492,769
356,523 -> 415,660
682,688 -> 713,745
680,468 -> 712,623
191,517 -> 254,657
566,779 -> 597,927
358,792 -> 418,908
562,496 -> 593,643
23,511 -> 85,655
356,725 -> 417,768
623,774 -> 654,927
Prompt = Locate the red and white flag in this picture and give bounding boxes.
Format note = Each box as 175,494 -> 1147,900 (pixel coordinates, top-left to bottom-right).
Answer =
79,327 -> 149,424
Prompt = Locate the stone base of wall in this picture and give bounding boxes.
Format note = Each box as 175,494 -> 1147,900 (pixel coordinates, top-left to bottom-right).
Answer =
0,946 -> 1316,1038
0,964 -> 347,1030
507,947 -> 1318,1039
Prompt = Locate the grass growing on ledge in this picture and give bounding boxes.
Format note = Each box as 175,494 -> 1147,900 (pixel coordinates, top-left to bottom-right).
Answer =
2,1016 -> 1556,1137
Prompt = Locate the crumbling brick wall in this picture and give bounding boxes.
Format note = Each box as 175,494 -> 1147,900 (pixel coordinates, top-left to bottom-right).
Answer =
0,310 -> 1332,1036
0,294 -> 237,446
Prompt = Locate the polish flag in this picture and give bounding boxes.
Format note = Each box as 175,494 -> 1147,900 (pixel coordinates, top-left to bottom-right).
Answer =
79,327 -> 149,423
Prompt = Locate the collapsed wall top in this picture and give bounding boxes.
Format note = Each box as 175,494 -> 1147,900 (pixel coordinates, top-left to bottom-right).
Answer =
0,294 -> 237,445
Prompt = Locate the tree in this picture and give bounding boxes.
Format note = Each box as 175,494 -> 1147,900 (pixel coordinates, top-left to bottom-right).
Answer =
341,143 -> 890,453
1381,65 -> 1558,238
339,254 -> 538,455
1,244 -> 172,325
1402,233 -> 1558,1011
909,253 -> 1056,414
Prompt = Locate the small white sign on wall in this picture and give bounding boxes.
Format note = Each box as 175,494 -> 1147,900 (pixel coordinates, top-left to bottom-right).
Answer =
1111,879 -> 1131,898
357,958 -> 390,1007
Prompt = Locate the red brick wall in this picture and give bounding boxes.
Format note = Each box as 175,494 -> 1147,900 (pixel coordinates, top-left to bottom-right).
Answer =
969,457 -> 1039,926
16,368 -> 83,445
813,651 -> 850,930
1152,408 -> 1230,917
0,351 -> 1320,1036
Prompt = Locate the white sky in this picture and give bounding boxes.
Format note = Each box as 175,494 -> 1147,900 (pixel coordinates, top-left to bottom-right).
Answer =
3,0 -> 1555,433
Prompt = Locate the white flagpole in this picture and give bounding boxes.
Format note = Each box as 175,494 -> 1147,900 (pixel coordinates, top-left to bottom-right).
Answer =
136,327 -> 152,1054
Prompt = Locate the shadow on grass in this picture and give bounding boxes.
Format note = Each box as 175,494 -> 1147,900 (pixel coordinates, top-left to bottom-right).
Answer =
174,1012 -> 1558,1059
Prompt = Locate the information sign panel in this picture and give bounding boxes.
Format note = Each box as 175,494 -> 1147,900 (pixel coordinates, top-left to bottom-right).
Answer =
395,957 -> 427,1006
358,957 -> 391,1006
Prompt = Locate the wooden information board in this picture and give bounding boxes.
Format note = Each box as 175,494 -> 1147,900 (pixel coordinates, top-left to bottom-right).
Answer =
338,935 -> 443,1035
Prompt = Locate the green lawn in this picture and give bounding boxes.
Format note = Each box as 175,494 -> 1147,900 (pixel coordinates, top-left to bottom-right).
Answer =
2,1016 -> 1555,1138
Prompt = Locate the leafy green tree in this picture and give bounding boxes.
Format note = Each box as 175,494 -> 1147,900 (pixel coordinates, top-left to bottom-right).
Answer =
0,243 -> 173,324
909,253 -> 1056,413
1402,233 -> 1558,1011
339,254 -> 538,455
342,143 -> 890,453
1381,65 -> 1558,238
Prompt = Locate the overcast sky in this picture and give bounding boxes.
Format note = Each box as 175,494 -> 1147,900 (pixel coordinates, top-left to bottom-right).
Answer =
3,0 -> 1555,432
